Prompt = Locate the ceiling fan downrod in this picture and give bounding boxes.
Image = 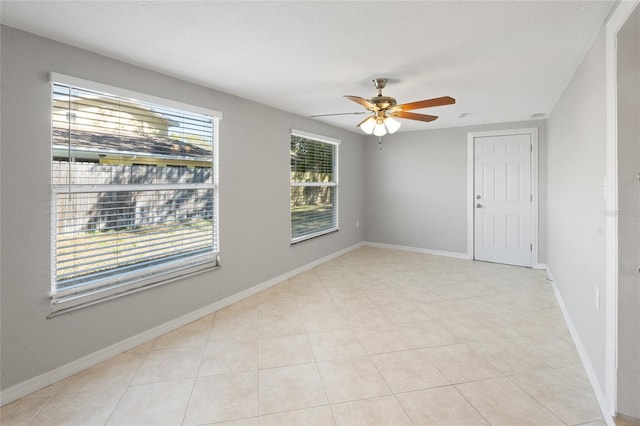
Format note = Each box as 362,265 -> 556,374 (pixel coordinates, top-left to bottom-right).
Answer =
373,78 -> 387,96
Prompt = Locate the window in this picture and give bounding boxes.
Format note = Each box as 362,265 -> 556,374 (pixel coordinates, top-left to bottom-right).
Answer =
290,130 -> 339,243
50,74 -> 220,315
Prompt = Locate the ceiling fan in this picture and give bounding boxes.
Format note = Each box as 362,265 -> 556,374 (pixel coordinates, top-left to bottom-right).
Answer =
311,78 -> 455,136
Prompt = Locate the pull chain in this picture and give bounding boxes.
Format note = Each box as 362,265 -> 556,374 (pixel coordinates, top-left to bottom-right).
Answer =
378,136 -> 383,151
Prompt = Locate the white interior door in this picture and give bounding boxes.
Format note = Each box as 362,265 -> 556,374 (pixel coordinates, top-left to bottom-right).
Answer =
474,133 -> 532,267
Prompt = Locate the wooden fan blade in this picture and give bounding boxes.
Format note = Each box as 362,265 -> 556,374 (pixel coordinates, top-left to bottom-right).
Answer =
310,111 -> 367,118
356,115 -> 374,127
391,111 -> 439,122
344,95 -> 376,110
393,96 -> 455,111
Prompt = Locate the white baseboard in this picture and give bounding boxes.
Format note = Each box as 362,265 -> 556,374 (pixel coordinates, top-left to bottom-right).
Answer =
546,267 -> 615,426
0,242 -> 364,406
363,241 -> 472,260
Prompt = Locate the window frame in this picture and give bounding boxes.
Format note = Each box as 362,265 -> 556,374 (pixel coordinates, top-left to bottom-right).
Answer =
49,73 -> 221,316
290,129 -> 340,244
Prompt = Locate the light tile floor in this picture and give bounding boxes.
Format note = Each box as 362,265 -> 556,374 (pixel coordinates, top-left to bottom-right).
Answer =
1,247 -> 608,425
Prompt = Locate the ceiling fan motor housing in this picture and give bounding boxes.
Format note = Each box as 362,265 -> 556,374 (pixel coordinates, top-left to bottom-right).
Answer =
368,96 -> 397,111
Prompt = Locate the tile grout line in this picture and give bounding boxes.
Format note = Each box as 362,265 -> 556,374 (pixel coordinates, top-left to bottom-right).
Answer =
311,267 -> 346,426
504,371 -> 601,426
451,381 -> 494,426
356,273 -> 424,426
180,313 -> 216,426
21,393 -> 56,426
93,335 -> 162,425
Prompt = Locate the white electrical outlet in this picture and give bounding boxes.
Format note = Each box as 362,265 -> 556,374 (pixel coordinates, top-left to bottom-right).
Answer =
356,220 -> 360,228
595,286 -> 600,310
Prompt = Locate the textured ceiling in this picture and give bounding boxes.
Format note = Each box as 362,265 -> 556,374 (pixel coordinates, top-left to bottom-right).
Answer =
0,1 -> 616,133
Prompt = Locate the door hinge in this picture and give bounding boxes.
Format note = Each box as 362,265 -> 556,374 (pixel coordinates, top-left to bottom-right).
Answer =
530,145 -> 533,152
530,243 -> 533,252
530,194 -> 533,202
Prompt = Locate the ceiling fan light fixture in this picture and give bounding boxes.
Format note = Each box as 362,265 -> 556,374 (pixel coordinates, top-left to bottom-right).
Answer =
373,121 -> 387,137
360,116 -> 376,134
384,117 -> 401,134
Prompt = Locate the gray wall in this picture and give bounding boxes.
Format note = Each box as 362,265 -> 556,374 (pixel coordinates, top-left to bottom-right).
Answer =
0,26 -> 365,390
546,28 -> 608,391
363,120 -> 546,260
616,5 -> 640,418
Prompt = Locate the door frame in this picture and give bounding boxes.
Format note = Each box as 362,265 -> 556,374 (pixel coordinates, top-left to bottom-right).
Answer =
605,0 -> 640,417
466,127 -> 540,268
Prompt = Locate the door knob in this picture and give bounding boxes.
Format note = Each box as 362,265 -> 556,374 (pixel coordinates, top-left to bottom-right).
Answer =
476,203 -> 482,208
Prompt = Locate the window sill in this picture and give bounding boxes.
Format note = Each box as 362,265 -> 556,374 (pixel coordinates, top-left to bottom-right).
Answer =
49,260 -> 219,318
291,228 -> 339,245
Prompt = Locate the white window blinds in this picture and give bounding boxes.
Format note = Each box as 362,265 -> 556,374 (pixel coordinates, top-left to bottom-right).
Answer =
290,130 -> 339,243
50,76 -> 220,314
